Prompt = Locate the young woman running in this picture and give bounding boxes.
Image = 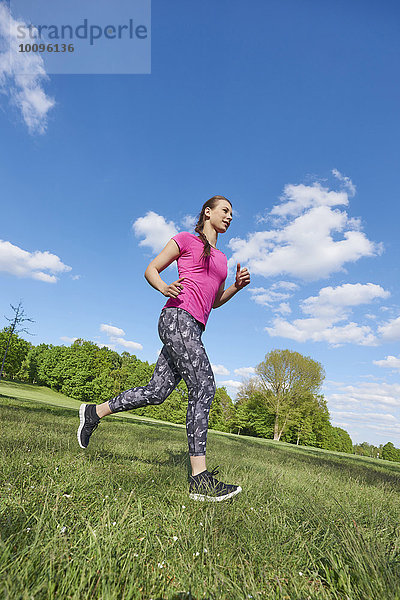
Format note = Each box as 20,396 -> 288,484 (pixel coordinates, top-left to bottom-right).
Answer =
77,195 -> 250,502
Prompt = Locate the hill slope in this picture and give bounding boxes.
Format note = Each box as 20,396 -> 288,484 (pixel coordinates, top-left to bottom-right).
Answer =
1,381 -> 400,599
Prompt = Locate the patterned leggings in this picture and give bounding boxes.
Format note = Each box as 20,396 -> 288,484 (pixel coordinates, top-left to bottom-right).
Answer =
108,307 -> 216,456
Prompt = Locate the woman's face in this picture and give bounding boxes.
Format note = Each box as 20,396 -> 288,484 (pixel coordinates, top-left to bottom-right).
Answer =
206,200 -> 233,233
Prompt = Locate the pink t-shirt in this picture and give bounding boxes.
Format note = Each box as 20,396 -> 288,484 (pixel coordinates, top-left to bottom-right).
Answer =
163,232 -> 228,328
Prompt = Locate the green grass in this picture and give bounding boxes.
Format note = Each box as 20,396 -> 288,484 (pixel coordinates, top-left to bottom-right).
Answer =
1,381 -> 399,600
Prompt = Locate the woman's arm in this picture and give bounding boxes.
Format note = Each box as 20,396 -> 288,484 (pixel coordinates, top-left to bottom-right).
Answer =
213,283 -> 235,308
144,239 -> 184,298
213,263 -> 251,308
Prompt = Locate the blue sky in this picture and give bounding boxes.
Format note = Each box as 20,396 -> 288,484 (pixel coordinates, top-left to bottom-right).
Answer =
1,0 -> 399,447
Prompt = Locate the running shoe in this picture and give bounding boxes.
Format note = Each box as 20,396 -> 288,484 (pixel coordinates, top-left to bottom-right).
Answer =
189,466 -> 242,502
77,403 -> 100,449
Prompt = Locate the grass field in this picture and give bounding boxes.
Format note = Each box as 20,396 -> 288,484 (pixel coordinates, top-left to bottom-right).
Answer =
1,381 -> 399,600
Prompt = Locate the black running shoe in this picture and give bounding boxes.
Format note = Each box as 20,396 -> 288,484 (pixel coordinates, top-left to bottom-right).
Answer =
77,404 -> 100,449
189,466 -> 242,502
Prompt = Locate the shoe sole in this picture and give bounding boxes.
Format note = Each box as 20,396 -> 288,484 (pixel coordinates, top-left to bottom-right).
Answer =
189,485 -> 242,502
77,403 -> 88,449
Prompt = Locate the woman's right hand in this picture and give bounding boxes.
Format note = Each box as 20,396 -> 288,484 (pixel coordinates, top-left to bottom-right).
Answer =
163,277 -> 185,298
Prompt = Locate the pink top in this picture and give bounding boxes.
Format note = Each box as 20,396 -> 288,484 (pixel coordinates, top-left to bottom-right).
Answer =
163,232 -> 228,328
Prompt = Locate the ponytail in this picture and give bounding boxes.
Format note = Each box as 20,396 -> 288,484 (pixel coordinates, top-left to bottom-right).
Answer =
194,195 -> 231,258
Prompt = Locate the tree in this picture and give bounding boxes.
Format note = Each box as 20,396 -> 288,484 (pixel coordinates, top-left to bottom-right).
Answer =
326,426 -> 353,453
0,300 -> 35,380
279,394 -> 332,448
382,442 -> 400,463
251,349 -> 325,441
21,343 -> 51,383
209,387 -> 236,432
36,344 -> 68,390
232,381 -> 275,438
289,393 -> 319,446
353,442 -> 380,458
309,395 -> 332,448
0,327 -> 32,380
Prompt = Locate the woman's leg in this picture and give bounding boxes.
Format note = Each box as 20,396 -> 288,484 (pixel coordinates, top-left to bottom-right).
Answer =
106,344 -> 182,414
78,340 -> 182,449
190,455 -> 207,476
96,401 -> 112,418
158,308 -> 216,475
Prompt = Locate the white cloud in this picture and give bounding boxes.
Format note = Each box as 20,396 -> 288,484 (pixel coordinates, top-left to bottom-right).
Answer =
301,283 -> 389,320
250,287 -> 292,307
330,410 -> 397,424
0,4 -> 55,134
0,239 -> 71,283
234,367 -> 256,378
112,337 -> 143,351
327,381 -> 400,443
266,317 -> 377,346
276,302 -> 291,315
219,380 -> 243,390
33,272 -> 57,283
378,316 -> 400,342
228,179 -> 381,281
265,283 -> 388,347
255,211 -> 270,225
100,324 -> 125,337
323,380 -> 346,387
249,282 -> 297,315
132,211 -> 178,254
360,423 -> 400,437
328,382 -> 400,409
181,214 -> 196,230
271,281 -> 299,291
60,336 -> 78,344
71,274 -> 81,281
373,355 -> 400,371
332,421 -> 350,429
100,323 -> 143,351
96,342 -> 116,350
211,363 -> 230,376
332,169 -> 356,197
271,182 -> 349,218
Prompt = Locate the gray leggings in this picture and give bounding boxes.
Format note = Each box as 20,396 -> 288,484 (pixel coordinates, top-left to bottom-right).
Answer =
108,307 -> 216,456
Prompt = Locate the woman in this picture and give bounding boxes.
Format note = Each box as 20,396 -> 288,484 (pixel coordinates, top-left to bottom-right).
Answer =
77,195 -> 250,502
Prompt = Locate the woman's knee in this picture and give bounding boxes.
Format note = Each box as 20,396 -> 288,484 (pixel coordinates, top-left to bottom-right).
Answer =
210,379 -> 216,398
186,381 -> 215,404
206,376 -> 216,405
146,393 -> 166,406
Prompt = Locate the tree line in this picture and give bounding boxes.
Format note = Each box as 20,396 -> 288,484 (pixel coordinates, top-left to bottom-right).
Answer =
1,325 -> 399,461
353,441 -> 400,462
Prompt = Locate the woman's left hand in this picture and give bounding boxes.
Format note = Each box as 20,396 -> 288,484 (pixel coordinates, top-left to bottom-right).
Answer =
234,263 -> 250,290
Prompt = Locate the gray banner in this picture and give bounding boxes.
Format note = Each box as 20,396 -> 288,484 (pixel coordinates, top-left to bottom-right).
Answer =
10,0 -> 151,74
